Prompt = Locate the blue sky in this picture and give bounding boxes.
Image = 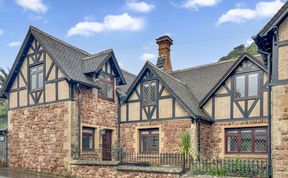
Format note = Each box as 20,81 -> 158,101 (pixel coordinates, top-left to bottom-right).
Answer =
0,0 -> 285,74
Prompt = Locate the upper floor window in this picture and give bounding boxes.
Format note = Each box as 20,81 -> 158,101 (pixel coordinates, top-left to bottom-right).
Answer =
235,73 -> 259,99
30,64 -> 44,91
98,73 -> 114,100
225,127 -> 267,154
143,80 -> 157,106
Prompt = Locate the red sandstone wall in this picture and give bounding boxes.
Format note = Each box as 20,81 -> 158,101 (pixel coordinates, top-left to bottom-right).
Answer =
120,119 -> 194,153
8,101 -> 71,173
80,87 -> 118,129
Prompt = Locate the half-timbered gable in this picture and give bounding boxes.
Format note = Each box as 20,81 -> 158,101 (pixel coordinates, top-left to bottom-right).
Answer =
120,61 -> 207,123
4,33 -> 70,109
200,53 -> 268,121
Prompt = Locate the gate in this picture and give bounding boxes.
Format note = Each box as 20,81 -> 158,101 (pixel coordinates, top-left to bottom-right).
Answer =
0,128 -> 7,164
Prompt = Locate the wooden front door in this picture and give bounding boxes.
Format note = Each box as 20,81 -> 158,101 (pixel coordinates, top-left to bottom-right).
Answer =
102,129 -> 112,161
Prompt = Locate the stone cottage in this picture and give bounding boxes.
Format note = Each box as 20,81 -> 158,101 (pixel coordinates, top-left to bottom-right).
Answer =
1,1 -> 288,177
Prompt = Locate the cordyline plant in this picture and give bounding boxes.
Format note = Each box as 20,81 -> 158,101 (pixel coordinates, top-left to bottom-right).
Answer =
178,131 -> 197,159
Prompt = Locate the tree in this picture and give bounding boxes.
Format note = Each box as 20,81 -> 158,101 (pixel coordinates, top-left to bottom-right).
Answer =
219,42 -> 258,62
0,67 -> 9,118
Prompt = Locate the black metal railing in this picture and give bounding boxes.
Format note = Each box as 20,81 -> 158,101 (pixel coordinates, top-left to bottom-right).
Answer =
120,152 -> 185,167
80,148 -> 119,161
188,158 -> 268,177
79,149 -> 268,177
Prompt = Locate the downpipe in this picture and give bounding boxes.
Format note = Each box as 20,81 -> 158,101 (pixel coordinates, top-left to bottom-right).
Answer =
258,50 -> 272,178
77,83 -> 81,160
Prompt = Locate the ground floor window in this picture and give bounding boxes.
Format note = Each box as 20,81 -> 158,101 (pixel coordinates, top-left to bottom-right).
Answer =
82,127 -> 95,151
139,129 -> 159,154
225,127 -> 267,154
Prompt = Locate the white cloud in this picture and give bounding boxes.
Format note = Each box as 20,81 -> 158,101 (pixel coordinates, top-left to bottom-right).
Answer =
217,0 -> 284,24
246,39 -> 254,47
126,1 -> 155,13
139,53 -> 156,61
15,0 -> 48,13
0,29 -> 3,36
67,13 -> 144,36
182,0 -> 220,10
7,41 -> 21,47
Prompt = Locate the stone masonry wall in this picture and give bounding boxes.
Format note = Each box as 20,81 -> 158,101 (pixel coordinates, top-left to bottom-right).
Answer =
70,165 -> 180,178
199,123 -> 212,159
271,85 -> 288,177
209,119 -> 268,159
8,101 -> 72,173
120,119 -> 195,153
79,87 -> 118,149
80,87 -> 118,129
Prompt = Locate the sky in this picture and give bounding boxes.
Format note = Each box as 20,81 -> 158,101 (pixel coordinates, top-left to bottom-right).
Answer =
0,0 -> 285,74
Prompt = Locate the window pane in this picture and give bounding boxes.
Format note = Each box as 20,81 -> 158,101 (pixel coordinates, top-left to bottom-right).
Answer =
31,74 -> 37,90
99,80 -> 106,96
141,137 -> 148,152
38,72 -> 43,89
107,83 -> 113,99
248,73 -> 258,97
152,136 -> 159,152
235,75 -> 245,98
240,130 -> 252,152
150,82 -> 157,104
143,83 -> 149,105
227,136 -> 238,152
255,135 -> 266,152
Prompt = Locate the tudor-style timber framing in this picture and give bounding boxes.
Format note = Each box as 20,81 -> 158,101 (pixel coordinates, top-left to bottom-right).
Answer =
201,54 -> 269,121
7,36 -> 71,110
120,66 -> 191,123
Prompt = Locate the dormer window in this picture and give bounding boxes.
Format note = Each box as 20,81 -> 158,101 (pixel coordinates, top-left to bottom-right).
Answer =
235,72 -> 259,99
143,80 -> 157,106
98,72 -> 114,100
30,64 -> 44,91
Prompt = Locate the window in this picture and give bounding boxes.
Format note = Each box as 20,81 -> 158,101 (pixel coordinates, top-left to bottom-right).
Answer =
82,127 -> 95,151
139,129 -> 159,153
143,80 -> 157,106
30,64 -> 44,91
235,73 -> 259,99
98,73 -> 114,100
226,127 -> 267,154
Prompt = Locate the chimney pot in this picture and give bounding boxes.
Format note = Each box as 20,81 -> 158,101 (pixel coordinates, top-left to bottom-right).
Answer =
156,35 -> 173,73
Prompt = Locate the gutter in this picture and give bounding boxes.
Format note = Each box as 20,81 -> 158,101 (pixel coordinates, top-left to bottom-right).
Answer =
257,50 -> 272,178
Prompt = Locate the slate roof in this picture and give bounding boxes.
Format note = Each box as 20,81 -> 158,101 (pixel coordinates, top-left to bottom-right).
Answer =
1,26 -> 130,98
82,49 -> 113,74
31,26 -> 96,86
172,59 -> 236,102
258,1 -> 288,36
118,69 -> 136,94
147,62 -> 211,120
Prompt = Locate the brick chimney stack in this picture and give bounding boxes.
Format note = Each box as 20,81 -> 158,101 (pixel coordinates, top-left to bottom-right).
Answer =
156,35 -> 173,73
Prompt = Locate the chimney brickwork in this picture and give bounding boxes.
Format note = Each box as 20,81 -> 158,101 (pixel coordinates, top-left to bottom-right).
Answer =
156,35 -> 173,73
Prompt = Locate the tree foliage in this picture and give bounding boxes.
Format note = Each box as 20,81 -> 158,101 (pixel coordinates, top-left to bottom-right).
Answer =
0,67 -> 9,118
219,42 -> 258,62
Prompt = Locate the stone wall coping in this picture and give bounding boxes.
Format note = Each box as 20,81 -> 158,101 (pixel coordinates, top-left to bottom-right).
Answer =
116,165 -> 183,174
70,160 -> 120,166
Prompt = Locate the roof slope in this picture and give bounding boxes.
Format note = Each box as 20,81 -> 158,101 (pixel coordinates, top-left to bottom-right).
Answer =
118,69 -> 136,94
258,1 -> 288,36
172,60 -> 236,102
147,62 -> 210,121
82,49 -> 112,74
30,26 -> 96,86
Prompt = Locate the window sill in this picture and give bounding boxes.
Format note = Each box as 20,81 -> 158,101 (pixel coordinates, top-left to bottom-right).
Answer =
234,96 -> 260,101
30,88 -> 44,93
224,153 -> 267,159
98,95 -> 115,102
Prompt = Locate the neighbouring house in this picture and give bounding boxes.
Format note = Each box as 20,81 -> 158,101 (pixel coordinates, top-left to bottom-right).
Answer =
0,1 -> 288,177
120,35 -> 269,160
